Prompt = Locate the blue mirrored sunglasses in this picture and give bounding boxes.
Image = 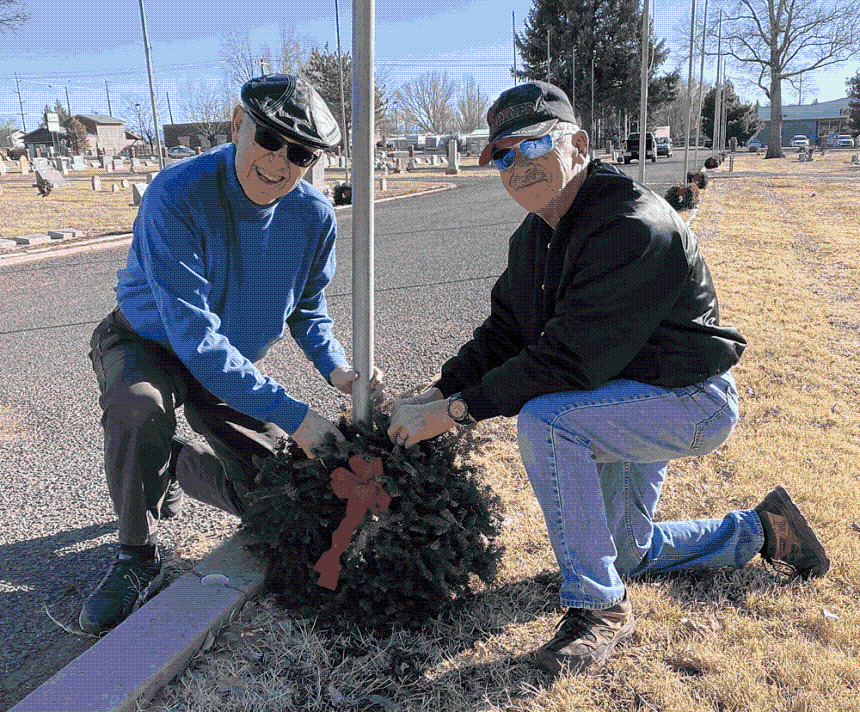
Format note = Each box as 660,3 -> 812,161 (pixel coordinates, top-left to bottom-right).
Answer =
492,133 -> 555,170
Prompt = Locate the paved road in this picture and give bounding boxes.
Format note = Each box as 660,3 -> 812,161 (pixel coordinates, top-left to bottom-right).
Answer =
0,155 -> 688,709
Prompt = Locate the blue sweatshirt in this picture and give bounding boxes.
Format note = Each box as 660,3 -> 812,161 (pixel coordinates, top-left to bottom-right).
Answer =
115,143 -> 348,435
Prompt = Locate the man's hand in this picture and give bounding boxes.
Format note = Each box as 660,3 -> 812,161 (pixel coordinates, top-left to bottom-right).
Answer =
292,407 -> 347,458
329,365 -> 384,398
391,386 -> 443,421
387,398 -> 455,448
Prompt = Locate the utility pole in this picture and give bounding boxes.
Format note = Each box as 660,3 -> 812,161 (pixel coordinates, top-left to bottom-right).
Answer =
105,81 -> 113,116
335,0 -> 350,184
14,72 -> 26,131
64,86 -> 71,118
137,0 -> 165,169
166,92 -> 175,125
638,0 -> 650,184
682,0 -> 697,180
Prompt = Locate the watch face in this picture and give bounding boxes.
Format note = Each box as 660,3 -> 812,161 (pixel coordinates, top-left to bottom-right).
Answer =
449,397 -> 468,421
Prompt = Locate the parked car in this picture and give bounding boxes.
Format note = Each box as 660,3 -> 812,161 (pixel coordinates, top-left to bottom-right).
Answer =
747,136 -> 762,149
623,132 -> 657,163
655,136 -> 673,157
790,135 -> 809,147
168,145 -> 196,159
837,134 -> 855,147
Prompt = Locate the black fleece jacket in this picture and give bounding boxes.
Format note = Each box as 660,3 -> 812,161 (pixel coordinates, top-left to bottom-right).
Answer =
434,159 -> 746,421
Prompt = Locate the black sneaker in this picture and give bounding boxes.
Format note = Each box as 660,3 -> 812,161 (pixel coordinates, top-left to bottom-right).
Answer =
755,485 -> 830,579
79,547 -> 164,635
534,594 -> 635,674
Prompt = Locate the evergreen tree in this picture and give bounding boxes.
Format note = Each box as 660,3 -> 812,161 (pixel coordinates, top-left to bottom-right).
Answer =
514,0 -> 672,138
701,80 -> 762,145
846,71 -> 860,134
303,45 -> 389,137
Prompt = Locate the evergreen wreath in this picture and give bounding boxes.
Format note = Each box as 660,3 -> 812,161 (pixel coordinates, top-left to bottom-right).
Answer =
240,409 -> 505,631
686,170 -> 709,189
664,183 -> 700,211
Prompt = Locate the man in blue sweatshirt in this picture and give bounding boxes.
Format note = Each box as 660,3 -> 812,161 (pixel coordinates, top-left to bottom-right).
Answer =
80,75 -> 380,635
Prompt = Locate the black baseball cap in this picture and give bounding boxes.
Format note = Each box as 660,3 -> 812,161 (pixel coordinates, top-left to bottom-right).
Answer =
240,74 -> 341,151
478,81 -> 578,166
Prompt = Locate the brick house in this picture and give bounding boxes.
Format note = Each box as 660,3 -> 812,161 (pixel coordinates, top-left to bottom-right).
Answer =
74,114 -> 128,156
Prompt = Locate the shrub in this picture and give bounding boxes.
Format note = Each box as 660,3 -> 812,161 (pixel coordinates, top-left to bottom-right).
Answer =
240,410 -> 505,632
664,183 -> 700,211
703,155 -> 721,169
333,183 -> 352,205
686,171 -> 709,189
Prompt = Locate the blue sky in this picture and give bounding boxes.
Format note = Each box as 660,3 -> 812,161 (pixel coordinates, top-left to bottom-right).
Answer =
1,0 -> 857,130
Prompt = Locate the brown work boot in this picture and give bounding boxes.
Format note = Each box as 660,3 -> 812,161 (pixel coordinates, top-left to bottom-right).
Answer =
755,485 -> 830,579
534,594 -> 635,674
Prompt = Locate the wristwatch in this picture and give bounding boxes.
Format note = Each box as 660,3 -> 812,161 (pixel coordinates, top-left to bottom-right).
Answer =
447,393 -> 475,424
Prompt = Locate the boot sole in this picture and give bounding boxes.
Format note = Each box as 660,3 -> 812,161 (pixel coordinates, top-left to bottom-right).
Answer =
765,485 -> 830,578
534,617 -> 636,675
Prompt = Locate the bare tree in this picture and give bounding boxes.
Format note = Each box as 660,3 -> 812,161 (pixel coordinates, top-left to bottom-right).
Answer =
220,23 -> 316,86
395,71 -> 457,134
455,75 -> 489,134
220,30 -> 259,85
122,92 -> 168,153
715,0 -> 860,158
178,79 -> 233,145
652,79 -> 712,143
0,0 -> 28,32
0,115 -> 19,147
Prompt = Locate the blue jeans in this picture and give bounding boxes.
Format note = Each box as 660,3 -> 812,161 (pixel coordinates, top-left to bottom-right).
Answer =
517,371 -> 764,610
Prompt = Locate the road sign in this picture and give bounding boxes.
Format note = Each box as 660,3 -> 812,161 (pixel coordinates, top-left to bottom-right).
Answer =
45,112 -> 60,133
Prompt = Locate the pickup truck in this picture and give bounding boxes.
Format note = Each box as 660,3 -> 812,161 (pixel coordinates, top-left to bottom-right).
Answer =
624,132 -> 657,163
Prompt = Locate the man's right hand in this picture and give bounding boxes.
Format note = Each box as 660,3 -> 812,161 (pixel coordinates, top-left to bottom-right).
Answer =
292,407 -> 346,458
391,386 -> 444,421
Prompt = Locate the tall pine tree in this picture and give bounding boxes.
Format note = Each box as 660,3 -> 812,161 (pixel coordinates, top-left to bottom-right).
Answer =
846,71 -> 860,135
514,0 -> 673,140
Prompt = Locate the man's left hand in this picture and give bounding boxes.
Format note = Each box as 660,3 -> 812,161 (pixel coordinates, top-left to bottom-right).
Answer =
330,365 -> 384,397
387,399 -> 456,448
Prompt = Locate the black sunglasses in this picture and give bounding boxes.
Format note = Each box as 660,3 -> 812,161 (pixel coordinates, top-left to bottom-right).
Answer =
251,122 -> 320,167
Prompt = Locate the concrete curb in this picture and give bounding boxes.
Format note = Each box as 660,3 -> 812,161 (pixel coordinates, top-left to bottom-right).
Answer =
10,532 -> 267,712
0,184 -> 459,269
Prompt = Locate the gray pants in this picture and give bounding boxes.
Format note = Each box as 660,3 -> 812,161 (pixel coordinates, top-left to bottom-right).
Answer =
89,306 -> 288,546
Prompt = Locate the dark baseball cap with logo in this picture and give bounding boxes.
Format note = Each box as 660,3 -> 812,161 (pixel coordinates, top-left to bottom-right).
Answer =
478,81 -> 578,166
241,74 -> 341,151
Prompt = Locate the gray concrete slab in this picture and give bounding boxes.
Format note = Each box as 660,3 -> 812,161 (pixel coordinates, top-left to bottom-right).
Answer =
9,532 -> 267,712
13,234 -> 52,246
47,229 -> 86,240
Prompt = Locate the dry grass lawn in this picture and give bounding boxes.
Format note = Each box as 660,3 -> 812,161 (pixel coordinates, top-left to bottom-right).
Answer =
135,152 -> 858,711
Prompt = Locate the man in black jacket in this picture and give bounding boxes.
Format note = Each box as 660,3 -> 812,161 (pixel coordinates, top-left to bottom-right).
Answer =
388,81 -> 829,675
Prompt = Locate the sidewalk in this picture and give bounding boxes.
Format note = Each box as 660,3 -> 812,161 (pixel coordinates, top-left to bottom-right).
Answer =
9,532 -> 267,712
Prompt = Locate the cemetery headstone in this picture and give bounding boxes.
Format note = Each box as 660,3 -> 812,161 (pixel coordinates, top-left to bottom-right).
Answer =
446,139 -> 460,175
309,162 -> 325,190
13,233 -> 51,246
132,183 -> 148,205
71,155 -> 86,171
378,176 -> 387,191
33,158 -> 69,189
146,171 -> 158,184
91,175 -> 101,191
121,178 -> 129,188
19,156 -> 29,174
112,183 -> 120,192
48,228 -> 85,241
0,160 -> 7,176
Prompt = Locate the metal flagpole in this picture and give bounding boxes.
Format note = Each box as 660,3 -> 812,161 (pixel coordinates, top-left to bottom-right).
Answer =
637,0 -> 649,184
513,11 -> 517,84
693,0 -> 708,167
352,0 -> 375,425
682,0 -> 697,181
137,0 -> 164,169
335,0 -> 350,184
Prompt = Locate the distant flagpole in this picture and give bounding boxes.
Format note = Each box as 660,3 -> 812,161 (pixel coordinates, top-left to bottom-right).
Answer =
352,0 -> 375,425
